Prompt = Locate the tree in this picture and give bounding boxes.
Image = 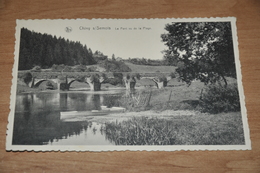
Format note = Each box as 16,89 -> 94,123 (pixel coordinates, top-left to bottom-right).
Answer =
112,54 -> 116,61
161,22 -> 236,86
18,28 -> 98,70
54,43 -> 62,65
113,72 -> 124,85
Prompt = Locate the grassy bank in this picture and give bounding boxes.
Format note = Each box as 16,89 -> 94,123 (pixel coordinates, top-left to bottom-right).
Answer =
119,81 -> 204,112
102,111 -> 244,145
150,81 -> 204,111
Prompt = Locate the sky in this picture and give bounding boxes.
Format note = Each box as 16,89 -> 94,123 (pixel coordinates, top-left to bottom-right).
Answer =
16,18 -> 235,60
16,19 -> 173,60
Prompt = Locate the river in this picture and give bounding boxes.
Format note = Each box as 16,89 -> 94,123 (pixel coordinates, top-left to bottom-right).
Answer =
12,89 -> 127,145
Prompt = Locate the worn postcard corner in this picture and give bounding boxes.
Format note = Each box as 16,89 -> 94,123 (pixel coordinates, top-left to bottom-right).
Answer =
6,17 -> 251,152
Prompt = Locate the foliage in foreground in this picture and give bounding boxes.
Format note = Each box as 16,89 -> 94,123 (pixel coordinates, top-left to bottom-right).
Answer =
102,113 -> 244,145
120,90 -> 152,112
199,83 -> 240,114
162,22 -> 236,86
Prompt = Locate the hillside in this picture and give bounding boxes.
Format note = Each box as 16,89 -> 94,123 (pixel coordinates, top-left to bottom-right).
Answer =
124,62 -> 176,73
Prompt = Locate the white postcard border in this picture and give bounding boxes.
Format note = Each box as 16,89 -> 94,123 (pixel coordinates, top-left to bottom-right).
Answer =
6,17 -> 251,151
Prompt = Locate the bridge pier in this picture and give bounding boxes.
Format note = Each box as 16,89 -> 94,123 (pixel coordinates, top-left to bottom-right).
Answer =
28,77 -> 35,88
57,82 -> 60,91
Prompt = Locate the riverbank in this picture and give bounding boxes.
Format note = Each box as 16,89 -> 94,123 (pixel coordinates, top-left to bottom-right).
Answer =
61,109 -> 245,145
61,109 -> 198,123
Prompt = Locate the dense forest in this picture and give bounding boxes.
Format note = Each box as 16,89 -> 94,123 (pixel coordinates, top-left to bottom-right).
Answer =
18,28 -> 101,70
18,28 -> 166,72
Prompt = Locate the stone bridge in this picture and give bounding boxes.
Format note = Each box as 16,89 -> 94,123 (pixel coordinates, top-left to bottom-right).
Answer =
27,76 -> 173,91
29,77 -> 81,90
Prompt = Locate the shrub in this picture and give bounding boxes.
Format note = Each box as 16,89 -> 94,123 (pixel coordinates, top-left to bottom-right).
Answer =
51,64 -> 65,72
113,72 -> 123,79
104,78 -> 123,86
110,72 -> 123,85
199,83 -> 240,114
158,75 -> 167,82
86,66 -> 97,72
135,73 -> 141,80
75,75 -> 85,82
170,72 -> 176,79
51,64 -> 74,72
57,75 -> 67,83
63,66 -> 72,72
73,65 -> 86,72
100,60 -> 131,72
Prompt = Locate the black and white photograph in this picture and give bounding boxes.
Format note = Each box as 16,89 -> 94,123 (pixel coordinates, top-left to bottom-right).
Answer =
6,18 -> 251,151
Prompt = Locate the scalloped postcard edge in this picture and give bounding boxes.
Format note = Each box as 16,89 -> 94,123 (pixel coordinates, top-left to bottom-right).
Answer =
6,17 -> 251,151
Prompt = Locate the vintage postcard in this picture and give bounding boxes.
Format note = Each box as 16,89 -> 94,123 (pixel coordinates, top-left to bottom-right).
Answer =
6,18 -> 251,151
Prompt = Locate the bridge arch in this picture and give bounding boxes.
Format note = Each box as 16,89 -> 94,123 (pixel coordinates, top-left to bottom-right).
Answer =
67,80 -> 77,89
33,79 -> 56,89
137,78 -> 156,88
67,80 -> 90,90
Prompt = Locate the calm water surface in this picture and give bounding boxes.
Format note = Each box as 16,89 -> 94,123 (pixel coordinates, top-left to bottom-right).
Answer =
12,89 -> 126,145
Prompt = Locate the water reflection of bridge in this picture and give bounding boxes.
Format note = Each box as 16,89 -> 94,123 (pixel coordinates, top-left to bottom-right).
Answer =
15,92 -> 108,112
13,92 -> 118,145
